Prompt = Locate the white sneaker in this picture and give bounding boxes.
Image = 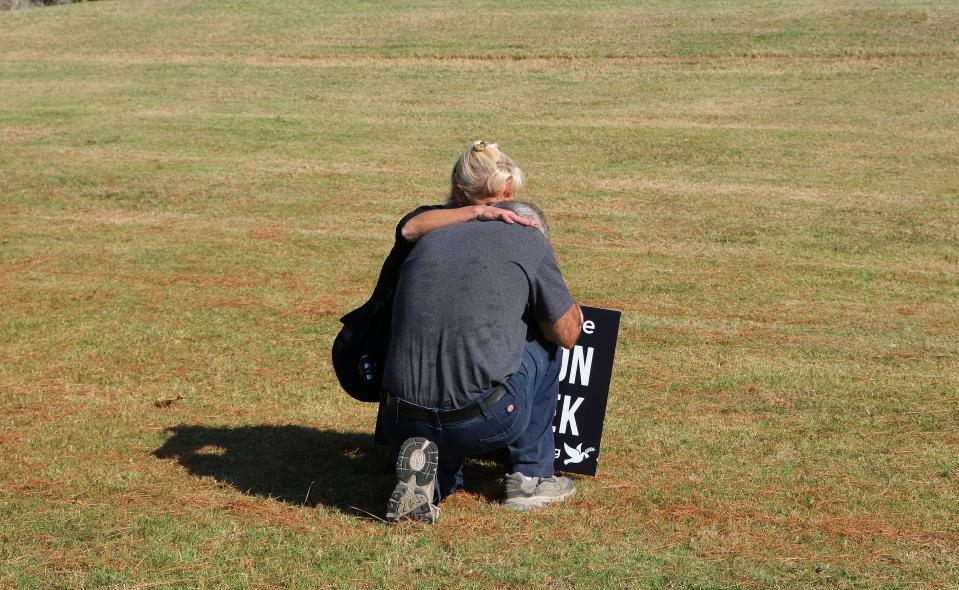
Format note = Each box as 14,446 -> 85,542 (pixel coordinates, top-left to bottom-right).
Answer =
385,437 -> 440,524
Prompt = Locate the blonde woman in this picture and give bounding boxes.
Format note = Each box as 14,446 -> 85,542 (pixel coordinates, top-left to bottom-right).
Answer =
334,140 -> 537,404
399,140 -> 537,243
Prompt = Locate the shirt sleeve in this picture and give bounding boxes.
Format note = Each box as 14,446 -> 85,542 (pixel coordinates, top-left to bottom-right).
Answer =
394,204 -> 446,244
530,245 -> 575,323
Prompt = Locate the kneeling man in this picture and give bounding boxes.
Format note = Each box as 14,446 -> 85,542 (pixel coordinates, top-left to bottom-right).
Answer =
381,201 -> 582,523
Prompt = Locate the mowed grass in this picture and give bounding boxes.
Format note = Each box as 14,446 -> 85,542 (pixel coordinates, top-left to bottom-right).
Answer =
1,0 -> 958,587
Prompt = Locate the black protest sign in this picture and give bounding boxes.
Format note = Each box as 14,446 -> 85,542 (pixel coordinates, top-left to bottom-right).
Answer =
552,306 -> 621,476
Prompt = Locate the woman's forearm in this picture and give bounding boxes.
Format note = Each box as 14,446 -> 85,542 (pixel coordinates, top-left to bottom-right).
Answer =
400,207 -> 481,243
401,204 -> 539,243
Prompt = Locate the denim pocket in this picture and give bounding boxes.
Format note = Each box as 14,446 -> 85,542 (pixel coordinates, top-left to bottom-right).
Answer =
477,392 -> 523,445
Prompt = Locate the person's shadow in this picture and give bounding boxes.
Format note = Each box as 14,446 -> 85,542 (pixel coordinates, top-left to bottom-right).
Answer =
153,424 -> 505,518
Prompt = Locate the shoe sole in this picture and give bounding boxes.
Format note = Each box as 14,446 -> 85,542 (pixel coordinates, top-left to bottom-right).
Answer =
503,486 -> 577,511
386,437 -> 439,524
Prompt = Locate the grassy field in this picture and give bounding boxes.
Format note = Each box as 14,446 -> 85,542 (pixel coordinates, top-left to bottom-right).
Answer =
1,0 -> 958,587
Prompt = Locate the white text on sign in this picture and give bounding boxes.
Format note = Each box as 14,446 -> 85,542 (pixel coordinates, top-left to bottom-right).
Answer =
558,345 -> 594,386
553,394 -> 585,435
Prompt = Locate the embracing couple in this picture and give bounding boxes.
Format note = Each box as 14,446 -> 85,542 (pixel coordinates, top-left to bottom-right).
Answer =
337,141 -> 582,524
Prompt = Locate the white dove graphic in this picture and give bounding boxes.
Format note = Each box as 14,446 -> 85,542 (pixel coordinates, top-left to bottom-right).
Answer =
563,442 -> 596,465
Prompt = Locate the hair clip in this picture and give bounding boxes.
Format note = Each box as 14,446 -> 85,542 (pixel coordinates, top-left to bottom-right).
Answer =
472,141 -> 487,152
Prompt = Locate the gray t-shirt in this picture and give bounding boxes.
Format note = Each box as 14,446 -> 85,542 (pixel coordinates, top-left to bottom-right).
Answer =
383,220 -> 574,410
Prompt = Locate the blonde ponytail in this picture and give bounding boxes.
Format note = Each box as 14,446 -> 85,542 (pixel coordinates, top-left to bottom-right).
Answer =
448,140 -> 525,205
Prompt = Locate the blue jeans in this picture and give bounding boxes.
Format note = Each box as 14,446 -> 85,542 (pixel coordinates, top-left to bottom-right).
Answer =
384,333 -> 561,501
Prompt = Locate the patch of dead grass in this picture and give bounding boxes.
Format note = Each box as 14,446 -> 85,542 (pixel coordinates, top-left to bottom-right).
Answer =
5,49 -> 956,76
200,296 -> 337,318
594,176 -> 915,206
650,503 -> 958,549
47,268 -> 263,289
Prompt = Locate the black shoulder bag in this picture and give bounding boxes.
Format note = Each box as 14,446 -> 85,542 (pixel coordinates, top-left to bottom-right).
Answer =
331,205 -> 440,401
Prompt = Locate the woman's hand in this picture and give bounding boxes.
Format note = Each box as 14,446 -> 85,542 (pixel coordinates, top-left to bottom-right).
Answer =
474,205 -> 539,229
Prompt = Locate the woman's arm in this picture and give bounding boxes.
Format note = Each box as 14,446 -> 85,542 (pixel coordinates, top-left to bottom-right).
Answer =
400,205 -> 539,243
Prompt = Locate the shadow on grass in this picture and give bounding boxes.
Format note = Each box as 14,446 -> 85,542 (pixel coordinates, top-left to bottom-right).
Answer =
153,424 -> 506,517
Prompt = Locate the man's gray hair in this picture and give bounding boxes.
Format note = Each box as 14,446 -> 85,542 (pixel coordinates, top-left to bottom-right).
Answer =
493,200 -> 549,238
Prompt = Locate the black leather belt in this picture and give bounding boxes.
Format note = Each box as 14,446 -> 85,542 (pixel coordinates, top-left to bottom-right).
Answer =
384,385 -> 508,424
